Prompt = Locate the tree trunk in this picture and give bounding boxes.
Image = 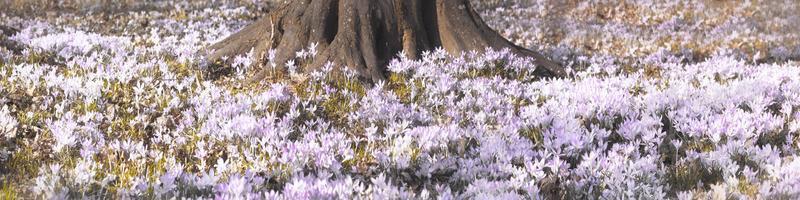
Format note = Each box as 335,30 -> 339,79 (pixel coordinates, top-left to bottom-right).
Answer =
205,0 -> 565,83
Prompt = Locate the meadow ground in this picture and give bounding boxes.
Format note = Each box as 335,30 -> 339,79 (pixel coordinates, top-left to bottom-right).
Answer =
1,0 -> 800,199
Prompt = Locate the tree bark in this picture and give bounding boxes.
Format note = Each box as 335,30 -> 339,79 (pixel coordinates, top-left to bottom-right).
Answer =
205,0 -> 565,83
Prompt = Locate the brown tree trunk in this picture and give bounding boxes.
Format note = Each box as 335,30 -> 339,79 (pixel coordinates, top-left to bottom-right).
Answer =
205,0 -> 565,83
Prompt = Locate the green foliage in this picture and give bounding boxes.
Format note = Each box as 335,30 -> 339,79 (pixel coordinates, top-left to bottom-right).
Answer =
666,159 -> 724,193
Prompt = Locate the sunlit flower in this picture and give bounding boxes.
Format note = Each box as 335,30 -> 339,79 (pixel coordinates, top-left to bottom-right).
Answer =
0,106 -> 17,139
47,113 -> 78,152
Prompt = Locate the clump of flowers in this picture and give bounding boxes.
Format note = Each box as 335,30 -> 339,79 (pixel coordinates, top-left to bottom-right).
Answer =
0,106 -> 16,139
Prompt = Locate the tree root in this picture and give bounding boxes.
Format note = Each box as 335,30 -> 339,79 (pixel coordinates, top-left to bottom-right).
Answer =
205,0 -> 566,83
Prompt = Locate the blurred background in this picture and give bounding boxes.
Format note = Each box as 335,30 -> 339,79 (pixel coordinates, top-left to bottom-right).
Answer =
2,0 -> 798,63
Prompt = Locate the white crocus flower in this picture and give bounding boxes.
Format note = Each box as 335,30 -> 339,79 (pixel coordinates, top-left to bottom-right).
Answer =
0,106 -> 17,139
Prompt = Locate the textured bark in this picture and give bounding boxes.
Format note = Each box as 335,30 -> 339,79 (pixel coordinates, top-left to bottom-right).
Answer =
206,0 -> 565,82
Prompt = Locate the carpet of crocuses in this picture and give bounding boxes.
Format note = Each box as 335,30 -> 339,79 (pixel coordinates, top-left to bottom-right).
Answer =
1,0 -> 800,199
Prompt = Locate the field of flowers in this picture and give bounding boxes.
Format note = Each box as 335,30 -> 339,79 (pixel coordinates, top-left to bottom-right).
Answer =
1,0 -> 800,199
